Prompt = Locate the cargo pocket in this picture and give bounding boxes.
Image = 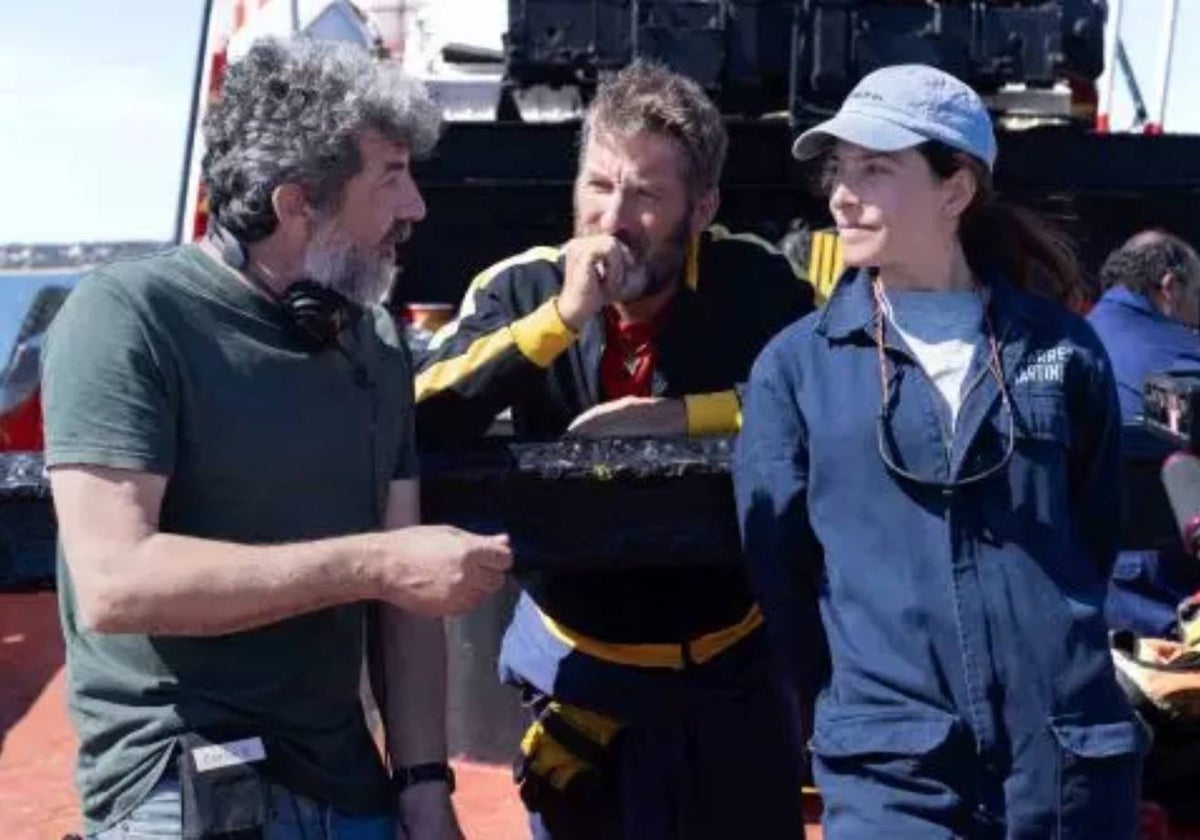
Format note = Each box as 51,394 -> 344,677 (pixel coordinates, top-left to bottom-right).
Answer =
810,707 -> 966,835
1051,719 -> 1144,840
810,706 -> 960,777
1107,551 -> 1180,638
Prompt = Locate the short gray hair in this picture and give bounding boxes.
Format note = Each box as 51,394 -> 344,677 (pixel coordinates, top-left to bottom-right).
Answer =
1100,229 -> 1200,294
202,37 -> 442,242
581,60 -> 727,198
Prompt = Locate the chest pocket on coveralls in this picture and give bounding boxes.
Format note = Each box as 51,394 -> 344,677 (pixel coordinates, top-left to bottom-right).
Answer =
1012,389 -> 1071,451
968,387 -> 1069,493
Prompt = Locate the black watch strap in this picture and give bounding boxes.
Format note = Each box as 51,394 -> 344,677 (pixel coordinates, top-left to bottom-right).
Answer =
392,762 -> 456,794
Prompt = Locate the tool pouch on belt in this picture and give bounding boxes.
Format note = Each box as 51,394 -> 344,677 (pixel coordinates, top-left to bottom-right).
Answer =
514,689 -> 624,807
176,733 -> 270,839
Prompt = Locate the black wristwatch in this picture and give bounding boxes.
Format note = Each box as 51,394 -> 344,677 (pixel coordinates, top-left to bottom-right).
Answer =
392,762 -> 456,794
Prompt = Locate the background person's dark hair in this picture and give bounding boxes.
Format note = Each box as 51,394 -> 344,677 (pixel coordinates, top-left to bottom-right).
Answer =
1098,230 -> 1199,297
917,141 -> 1082,306
201,37 -> 441,244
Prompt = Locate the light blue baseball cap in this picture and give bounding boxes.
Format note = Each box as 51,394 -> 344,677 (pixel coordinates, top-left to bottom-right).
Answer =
792,64 -> 998,170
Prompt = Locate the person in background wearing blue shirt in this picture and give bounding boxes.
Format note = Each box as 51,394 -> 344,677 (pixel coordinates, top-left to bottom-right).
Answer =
1089,231 -> 1200,638
1089,231 -> 1200,420
733,64 -> 1143,837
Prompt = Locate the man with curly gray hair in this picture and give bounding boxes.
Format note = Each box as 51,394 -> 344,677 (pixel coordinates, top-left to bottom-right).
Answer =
43,37 -> 510,840
201,36 -> 442,307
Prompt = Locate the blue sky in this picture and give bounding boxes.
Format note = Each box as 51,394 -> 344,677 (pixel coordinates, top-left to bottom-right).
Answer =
1109,0 -> 1200,133
0,0 -> 1196,245
0,1 -> 208,244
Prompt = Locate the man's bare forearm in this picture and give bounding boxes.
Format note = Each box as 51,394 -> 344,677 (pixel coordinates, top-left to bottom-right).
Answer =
78,531 -> 383,636
54,468 -> 509,644
376,604 -> 449,768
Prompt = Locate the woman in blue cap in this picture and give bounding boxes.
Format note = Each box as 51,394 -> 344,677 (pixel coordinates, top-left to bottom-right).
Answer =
734,64 -> 1143,837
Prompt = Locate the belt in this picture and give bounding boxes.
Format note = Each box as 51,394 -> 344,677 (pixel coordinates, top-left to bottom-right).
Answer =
536,604 -> 764,670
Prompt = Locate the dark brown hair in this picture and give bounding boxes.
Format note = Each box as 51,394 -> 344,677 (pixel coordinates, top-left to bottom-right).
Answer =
918,142 -> 1083,306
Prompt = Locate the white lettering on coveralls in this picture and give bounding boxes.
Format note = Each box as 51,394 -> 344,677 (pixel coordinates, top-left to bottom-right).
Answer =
1013,346 -> 1072,386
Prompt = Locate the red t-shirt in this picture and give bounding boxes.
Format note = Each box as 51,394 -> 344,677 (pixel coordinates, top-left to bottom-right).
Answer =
599,305 -> 671,400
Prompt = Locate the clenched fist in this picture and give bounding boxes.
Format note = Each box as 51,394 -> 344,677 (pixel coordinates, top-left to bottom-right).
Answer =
556,234 -> 648,330
374,526 -> 513,616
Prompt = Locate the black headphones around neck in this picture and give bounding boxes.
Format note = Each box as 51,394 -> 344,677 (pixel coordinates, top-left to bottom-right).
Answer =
209,223 -> 382,521
209,223 -> 359,352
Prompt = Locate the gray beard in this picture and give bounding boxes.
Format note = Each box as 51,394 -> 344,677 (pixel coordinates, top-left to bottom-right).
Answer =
300,238 -> 395,306
633,230 -> 690,300
640,253 -> 684,298
623,218 -> 692,302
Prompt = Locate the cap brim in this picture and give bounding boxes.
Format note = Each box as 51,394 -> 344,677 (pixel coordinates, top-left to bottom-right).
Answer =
791,111 -> 928,161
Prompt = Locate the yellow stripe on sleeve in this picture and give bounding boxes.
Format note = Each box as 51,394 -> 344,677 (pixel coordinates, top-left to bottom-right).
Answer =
684,389 -> 743,436
415,328 -> 517,402
427,245 -> 563,352
415,300 -> 578,402
511,298 -> 578,368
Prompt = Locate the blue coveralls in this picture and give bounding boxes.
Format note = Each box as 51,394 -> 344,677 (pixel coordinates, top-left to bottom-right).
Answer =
1088,285 -> 1200,637
734,270 -> 1145,838
1087,285 -> 1200,422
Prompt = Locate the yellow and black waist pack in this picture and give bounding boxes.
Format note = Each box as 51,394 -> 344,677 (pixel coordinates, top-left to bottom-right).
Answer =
516,691 -> 624,804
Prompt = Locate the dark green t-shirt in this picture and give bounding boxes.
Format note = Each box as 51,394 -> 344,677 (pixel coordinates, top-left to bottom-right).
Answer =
42,244 -> 417,832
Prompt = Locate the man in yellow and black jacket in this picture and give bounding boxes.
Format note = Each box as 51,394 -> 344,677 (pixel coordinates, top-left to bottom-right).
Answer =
416,221 -> 812,444
415,62 -> 814,840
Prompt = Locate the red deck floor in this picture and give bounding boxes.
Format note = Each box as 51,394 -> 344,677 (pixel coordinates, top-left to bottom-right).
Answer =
9,594 -> 1200,838
0,592 -> 527,839
1,592 -> 829,839
1,592 -> 826,839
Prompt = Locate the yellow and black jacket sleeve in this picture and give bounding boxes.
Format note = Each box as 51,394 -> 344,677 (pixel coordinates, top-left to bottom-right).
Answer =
415,247 -> 574,446
414,230 -> 815,448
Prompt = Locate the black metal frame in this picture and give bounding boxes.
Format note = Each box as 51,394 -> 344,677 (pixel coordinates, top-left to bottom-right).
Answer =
399,119 -> 1200,305
502,2 -> 1107,118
